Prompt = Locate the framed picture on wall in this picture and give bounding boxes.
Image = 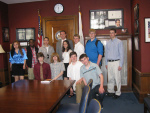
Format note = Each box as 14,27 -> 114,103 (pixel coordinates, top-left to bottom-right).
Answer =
145,18 -> 150,42
16,28 -> 35,41
134,20 -> 139,34
90,9 -> 124,29
16,28 -> 26,41
2,27 -> 9,42
26,28 -> 35,41
134,35 -> 139,50
134,4 -> 139,20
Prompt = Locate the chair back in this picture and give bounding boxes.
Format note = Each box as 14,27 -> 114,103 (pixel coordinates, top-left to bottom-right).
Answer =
87,79 -> 93,89
87,99 -> 101,113
79,85 -> 90,113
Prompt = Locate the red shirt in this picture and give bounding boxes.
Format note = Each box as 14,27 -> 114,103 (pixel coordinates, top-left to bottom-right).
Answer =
34,62 -> 51,80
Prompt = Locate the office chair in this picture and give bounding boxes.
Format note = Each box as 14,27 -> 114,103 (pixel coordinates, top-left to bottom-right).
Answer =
87,79 -> 93,89
56,85 -> 90,113
87,99 -> 101,113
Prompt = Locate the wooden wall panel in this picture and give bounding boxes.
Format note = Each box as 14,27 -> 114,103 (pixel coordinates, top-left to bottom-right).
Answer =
133,67 -> 150,103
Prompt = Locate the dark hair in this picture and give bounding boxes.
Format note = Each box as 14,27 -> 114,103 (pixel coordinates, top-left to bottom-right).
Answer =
74,34 -> 80,39
62,40 -> 71,52
11,41 -> 23,57
79,54 -> 88,60
44,37 -> 49,41
115,19 -> 120,23
60,30 -> 66,34
29,39 -> 35,42
70,52 -> 77,58
110,28 -> 116,33
37,52 -> 44,59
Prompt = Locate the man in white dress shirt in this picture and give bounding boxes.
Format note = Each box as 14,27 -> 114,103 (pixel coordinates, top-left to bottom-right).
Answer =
74,34 -> 84,60
67,52 -> 83,97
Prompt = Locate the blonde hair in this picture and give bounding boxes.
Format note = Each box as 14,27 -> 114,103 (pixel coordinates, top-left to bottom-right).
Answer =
74,34 -> 80,39
50,52 -> 60,63
89,29 -> 96,33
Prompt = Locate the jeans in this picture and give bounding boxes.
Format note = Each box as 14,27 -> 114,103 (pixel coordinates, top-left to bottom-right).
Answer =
88,85 -> 105,105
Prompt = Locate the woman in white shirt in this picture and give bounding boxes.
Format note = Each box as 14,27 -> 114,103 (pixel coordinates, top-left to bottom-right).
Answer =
62,40 -> 72,80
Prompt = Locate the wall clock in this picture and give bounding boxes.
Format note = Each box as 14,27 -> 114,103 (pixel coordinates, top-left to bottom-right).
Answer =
54,4 -> 64,14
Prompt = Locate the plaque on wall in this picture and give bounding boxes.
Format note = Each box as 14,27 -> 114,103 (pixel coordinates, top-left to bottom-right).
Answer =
16,28 -> 35,41
90,9 -> 124,29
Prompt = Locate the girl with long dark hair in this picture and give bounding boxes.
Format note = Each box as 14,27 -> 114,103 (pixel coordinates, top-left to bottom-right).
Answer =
62,40 -> 72,80
9,41 -> 28,82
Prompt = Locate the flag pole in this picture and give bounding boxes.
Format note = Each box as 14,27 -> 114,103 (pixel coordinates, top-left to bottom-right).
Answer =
38,9 -> 40,15
79,5 -> 80,12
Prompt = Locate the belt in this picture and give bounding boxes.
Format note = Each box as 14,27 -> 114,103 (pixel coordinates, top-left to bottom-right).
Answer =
108,59 -> 120,62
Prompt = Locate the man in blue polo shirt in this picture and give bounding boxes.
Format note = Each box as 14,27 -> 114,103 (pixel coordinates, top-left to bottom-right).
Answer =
85,29 -> 103,66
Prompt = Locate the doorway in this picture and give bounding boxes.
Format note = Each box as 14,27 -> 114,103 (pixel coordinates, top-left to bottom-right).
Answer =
43,15 -> 78,51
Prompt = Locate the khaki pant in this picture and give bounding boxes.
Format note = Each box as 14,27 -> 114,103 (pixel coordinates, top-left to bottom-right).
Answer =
107,60 -> 121,96
28,68 -> 34,80
75,81 -> 85,103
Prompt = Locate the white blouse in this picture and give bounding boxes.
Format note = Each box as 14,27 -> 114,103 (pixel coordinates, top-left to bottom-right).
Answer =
62,49 -> 72,63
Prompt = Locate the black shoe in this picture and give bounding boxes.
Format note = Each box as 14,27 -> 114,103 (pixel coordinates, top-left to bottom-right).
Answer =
106,93 -> 115,97
101,104 -> 103,109
113,95 -> 120,99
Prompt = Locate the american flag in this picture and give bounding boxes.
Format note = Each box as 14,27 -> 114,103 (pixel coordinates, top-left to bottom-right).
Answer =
38,13 -> 43,48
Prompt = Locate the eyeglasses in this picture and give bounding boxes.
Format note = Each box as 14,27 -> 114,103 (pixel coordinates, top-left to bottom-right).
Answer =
47,54 -> 49,59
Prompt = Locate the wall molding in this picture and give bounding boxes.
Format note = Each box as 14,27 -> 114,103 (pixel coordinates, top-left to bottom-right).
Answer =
133,67 -> 150,77
133,67 -> 150,103
0,68 -> 9,86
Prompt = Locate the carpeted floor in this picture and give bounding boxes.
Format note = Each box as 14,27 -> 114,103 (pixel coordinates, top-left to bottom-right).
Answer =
60,92 -> 144,113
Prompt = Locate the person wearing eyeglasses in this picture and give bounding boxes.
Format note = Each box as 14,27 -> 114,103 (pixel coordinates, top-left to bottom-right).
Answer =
39,37 -> 55,64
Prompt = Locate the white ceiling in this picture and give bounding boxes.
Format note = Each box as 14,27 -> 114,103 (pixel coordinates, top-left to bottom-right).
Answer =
0,0 -> 47,4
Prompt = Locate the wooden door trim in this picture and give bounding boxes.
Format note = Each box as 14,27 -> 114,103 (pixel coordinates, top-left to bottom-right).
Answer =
42,15 -> 78,38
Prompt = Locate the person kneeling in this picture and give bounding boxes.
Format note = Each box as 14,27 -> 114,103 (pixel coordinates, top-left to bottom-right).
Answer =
67,52 -> 83,97
76,54 -> 105,107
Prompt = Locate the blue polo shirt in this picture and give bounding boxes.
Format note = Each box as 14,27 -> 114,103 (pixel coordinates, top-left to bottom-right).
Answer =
85,37 -> 103,64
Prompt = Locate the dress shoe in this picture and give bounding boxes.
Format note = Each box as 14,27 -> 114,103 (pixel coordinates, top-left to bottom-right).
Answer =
101,103 -> 103,109
106,93 -> 115,97
113,95 -> 120,99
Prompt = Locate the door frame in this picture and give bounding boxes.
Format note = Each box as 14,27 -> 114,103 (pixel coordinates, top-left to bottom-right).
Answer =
42,15 -> 78,40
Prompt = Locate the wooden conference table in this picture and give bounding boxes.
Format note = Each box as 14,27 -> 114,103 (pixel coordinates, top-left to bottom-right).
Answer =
0,80 -> 75,113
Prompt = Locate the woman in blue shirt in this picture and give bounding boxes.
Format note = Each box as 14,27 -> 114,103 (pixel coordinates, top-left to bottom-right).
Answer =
9,41 -> 28,82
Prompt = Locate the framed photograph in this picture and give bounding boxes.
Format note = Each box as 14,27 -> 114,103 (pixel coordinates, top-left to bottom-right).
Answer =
121,28 -> 128,33
2,27 -> 9,42
16,29 -> 26,41
16,28 -> 35,41
145,18 -> 150,42
134,35 -> 139,50
26,28 -> 35,41
134,20 -> 139,34
90,9 -> 124,29
134,4 -> 139,20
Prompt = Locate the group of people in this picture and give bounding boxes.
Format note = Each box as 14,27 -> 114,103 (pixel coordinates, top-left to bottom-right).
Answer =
9,28 -> 124,107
